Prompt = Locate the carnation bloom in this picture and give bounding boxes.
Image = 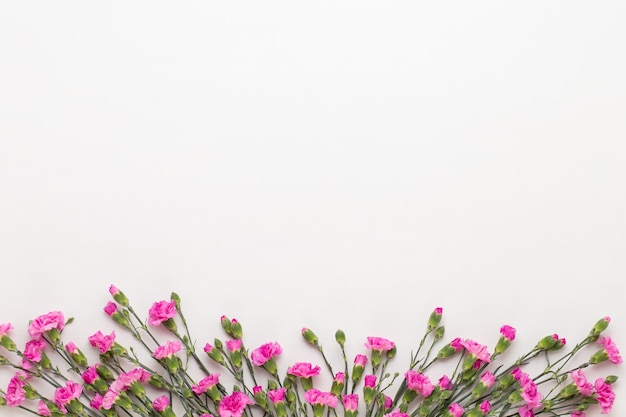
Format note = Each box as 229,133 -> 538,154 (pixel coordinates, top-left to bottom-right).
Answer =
500,325 -> 516,341
354,354 -> 368,367
438,375 -> 452,390
304,389 -> 339,407
28,311 -> 65,339
0,322 -> 13,336
65,341 -> 78,354
250,342 -> 282,366
218,391 -> 254,417
154,340 -> 182,359
383,411 -> 409,417
479,400 -> 491,413
88,330 -> 116,354
449,403 -> 464,417
103,302 -> 117,316
365,336 -> 395,351
570,369 -> 593,396
153,395 -> 170,412
90,394 -> 104,409
148,300 -> 177,326
23,338 -> 47,362
6,371 -> 28,407
192,374 -> 221,394
226,339 -> 242,352
598,336 -> 622,365
342,394 -> 359,411
268,388 -> 287,404
364,374 -> 377,388
460,339 -> 491,363
38,400 -> 51,416
54,380 -> 82,413
479,371 -> 496,387
82,365 -> 100,384
287,362 -> 321,378
594,378 -> 615,413
404,370 -> 434,397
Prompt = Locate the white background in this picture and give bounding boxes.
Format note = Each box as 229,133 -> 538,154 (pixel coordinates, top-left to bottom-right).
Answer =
1,2 -> 625,416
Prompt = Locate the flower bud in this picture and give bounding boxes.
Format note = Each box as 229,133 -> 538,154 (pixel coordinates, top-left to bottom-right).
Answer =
97,365 -> 115,381
109,285 -> 129,307
427,307 -> 443,331
557,383 -> 578,399
536,334 -> 559,350
335,330 -> 346,346
220,315 -> 233,336
170,292 -> 181,312
0,335 -> 17,352
231,319 -> 243,340
434,326 -> 445,341
302,328 -> 319,346
590,349 -> 609,364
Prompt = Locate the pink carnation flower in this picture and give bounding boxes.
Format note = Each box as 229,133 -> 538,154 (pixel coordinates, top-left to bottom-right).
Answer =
594,378 -> 615,414
287,362 -> 321,378
354,354 -> 368,367
479,400 -> 491,413
449,403 -> 464,417
90,394 -> 103,410
570,369 -> 593,396
154,340 -> 182,359
459,339 -> 491,363
250,342 -> 282,366
342,394 -> 359,411
5,371 -> 28,407
364,336 -> 395,351
23,338 -> 47,362
0,322 -> 13,336
153,395 -> 170,412
226,339 -> 243,352
103,302 -> 117,316
383,411 -> 410,417
404,370 -> 434,397
438,375 -> 452,390
480,371 -> 496,387
38,400 -> 51,416
28,311 -> 65,339
148,300 -> 177,326
500,325 -> 516,341
598,336 -> 622,365
304,389 -> 339,407
192,374 -> 221,395
88,330 -> 116,354
364,374 -> 377,388
54,380 -> 82,413
218,391 -> 254,417
82,365 -> 100,384
268,388 -> 287,404
65,341 -> 78,354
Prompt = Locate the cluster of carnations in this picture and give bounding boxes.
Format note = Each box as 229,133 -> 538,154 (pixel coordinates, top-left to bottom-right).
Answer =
0,286 -> 621,417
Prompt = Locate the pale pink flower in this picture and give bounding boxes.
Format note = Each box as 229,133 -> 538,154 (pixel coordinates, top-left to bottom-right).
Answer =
594,378 -> 615,414
287,362 -> 321,378
109,285 -> 120,296
154,340 -> 182,359
460,339 -> 491,363
6,371 -> 27,407
334,372 -> 345,383
226,339 -> 242,352
23,338 -> 47,362
342,394 -> 359,411
598,336 -> 622,365
192,374 -> 221,394
364,374 -> 377,388
364,336 -> 395,351
405,370 -> 434,397
101,389 -> 120,410
500,325 -> 516,341
148,300 -> 177,326
449,403 -> 464,417
28,311 -> 65,339
0,322 -> 13,336
218,391 -> 254,417
104,302 -> 117,316
153,395 -> 170,412
479,400 -> 491,413
38,400 -> 51,416
250,342 -> 282,366
570,369 -> 593,396
479,371 -> 496,387
268,387 -> 287,404
54,380 -> 82,413
88,330 -> 116,353
304,389 -> 338,407
354,354 -> 368,367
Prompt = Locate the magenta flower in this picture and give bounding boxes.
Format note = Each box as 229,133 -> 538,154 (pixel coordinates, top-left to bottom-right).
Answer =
268,387 -> 287,404
192,374 -> 221,395
5,371 -> 28,407
109,285 -> 120,296
364,374 -> 377,388
450,337 -> 463,351
570,369 -> 593,396
364,336 -> 395,351
438,375 -> 452,390
479,400 -> 491,413
354,354 -> 368,367
28,311 -> 65,339
38,400 -> 51,416
334,372 -> 345,383
153,395 -> 170,412
54,380 -> 82,413
88,330 -> 116,354
250,342 -> 282,366
226,339 -> 243,352
571,412 -> 586,417
23,339 -> 47,362
154,340 -> 182,359
90,394 -> 103,410
598,336 -> 622,364
500,325 -> 516,341
594,378 -> 615,413
287,362 -> 321,378
383,411 -> 410,417
103,302 -> 117,316
342,394 -> 359,411
479,371 -> 496,387
218,391 -> 254,417
148,300 -> 177,326
405,370 -> 434,397
82,365 -> 100,384
65,341 -> 78,354
449,403 -> 464,417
